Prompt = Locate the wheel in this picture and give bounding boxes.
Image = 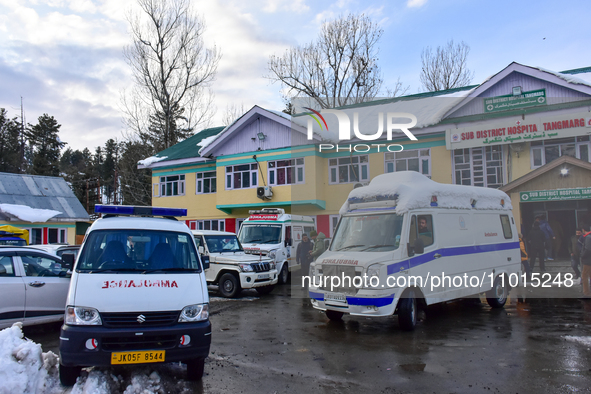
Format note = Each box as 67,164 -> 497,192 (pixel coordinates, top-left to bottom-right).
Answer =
59,363 -> 81,387
186,358 -> 205,381
486,276 -> 507,308
218,273 -> 241,298
325,310 -> 344,321
398,289 -> 417,331
255,285 -> 275,295
278,262 -> 289,284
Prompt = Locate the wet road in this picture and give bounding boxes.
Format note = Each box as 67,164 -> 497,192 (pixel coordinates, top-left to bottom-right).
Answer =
24,284 -> 591,393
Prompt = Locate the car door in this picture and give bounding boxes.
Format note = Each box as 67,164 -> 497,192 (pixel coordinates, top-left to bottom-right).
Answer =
16,251 -> 70,324
0,252 -> 26,329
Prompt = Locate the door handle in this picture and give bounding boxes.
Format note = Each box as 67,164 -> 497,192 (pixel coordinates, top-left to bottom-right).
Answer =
28,281 -> 45,287
433,253 -> 442,258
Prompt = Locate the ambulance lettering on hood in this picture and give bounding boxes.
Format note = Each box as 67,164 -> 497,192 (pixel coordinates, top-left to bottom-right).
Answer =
321,259 -> 359,265
102,279 -> 179,289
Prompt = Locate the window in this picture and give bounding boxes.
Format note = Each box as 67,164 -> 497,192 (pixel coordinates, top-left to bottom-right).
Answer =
158,175 -> 185,197
0,255 -> 15,277
48,228 -> 67,244
196,171 -> 217,194
226,164 -> 257,189
409,214 -> 434,248
31,228 -> 42,245
329,215 -> 340,238
328,155 -> 369,184
453,146 -> 504,188
530,136 -> 590,168
20,253 -> 67,277
197,220 -> 225,232
268,158 -> 305,185
500,215 -> 512,239
385,149 -> 430,177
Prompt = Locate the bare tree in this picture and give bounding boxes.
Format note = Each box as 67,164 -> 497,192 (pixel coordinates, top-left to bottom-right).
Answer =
268,14 -> 404,110
222,102 -> 245,126
122,0 -> 221,152
420,40 -> 474,92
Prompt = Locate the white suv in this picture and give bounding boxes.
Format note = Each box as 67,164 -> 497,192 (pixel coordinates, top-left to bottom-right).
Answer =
192,230 -> 278,298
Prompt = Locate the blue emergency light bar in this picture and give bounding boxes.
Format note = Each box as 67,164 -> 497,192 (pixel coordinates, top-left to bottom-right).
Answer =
95,205 -> 187,217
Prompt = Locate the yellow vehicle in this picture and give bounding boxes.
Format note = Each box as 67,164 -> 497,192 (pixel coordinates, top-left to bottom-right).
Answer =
0,225 -> 29,246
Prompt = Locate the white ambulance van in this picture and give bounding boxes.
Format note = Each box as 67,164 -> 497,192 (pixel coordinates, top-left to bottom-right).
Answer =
192,229 -> 278,297
308,172 -> 521,331
59,205 -> 211,386
238,208 -> 315,284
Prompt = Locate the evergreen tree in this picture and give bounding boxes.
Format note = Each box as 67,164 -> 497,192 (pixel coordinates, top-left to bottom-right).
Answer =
101,139 -> 119,204
118,140 -> 152,206
0,108 -> 23,173
27,114 -> 65,176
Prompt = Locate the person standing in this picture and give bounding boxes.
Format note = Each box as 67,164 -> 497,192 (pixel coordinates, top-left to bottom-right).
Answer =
568,229 -> 583,280
309,230 -> 326,262
529,221 -> 546,273
296,233 -> 313,273
519,234 -> 531,281
537,215 -> 556,260
580,224 -> 591,298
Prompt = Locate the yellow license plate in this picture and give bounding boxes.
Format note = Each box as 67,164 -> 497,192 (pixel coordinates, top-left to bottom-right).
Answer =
111,350 -> 165,365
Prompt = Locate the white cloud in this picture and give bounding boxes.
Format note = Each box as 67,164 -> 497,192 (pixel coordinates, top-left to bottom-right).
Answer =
407,0 -> 427,8
263,0 -> 310,14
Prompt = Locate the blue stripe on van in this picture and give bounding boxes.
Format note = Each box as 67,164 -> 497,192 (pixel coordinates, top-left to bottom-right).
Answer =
309,291 -> 324,301
308,291 -> 396,307
386,241 -> 520,275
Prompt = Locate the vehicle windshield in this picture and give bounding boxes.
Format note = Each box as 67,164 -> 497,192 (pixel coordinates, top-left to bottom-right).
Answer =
203,235 -> 243,253
238,224 -> 282,245
331,213 -> 404,252
76,230 -> 202,273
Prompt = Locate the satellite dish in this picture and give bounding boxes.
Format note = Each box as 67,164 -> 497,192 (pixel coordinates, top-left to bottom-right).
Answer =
353,183 -> 364,189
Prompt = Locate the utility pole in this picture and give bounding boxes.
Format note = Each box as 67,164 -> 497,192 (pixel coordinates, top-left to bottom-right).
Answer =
86,179 -> 90,213
20,97 -> 25,173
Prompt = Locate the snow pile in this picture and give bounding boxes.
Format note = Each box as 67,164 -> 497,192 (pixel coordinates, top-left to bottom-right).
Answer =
340,171 -> 512,215
0,323 -> 60,394
536,67 -> 591,88
564,336 -> 591,347
0,204 -> 62,223
197,134 -> 220,149
137,156 -> 168,167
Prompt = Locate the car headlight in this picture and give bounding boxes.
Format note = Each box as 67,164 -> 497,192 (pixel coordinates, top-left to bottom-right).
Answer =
268,250 -> 277,259
239,263 -> 254,272
367,264 -> 381,279
179,304 -> 209,322
65,306 -> 102,326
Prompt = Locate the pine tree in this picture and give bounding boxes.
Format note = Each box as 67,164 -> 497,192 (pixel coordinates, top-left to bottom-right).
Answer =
0,108 -> 22,173
27,114 -> 65,176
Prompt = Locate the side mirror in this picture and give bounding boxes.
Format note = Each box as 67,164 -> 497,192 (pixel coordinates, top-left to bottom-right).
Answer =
62,253 -> 75,270
198,246 -> 205,254
285,239 -> 292,247
413,238 -> 425,255
407,242 -> 415,257
201,255 -> 210,270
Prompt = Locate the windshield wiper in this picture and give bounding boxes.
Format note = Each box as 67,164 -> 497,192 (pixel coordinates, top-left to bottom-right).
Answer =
336,244 -> 366,251
91,268 -> 142,273
361,244 -> 395,251
143,267 -> 199,274
260,240 -> 280,244
247,239 -> 262,243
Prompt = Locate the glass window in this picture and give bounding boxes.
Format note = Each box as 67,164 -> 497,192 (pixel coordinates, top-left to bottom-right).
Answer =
20,254 -> 67,277
328,155 -> 369,184
196,171 -> 217,194
500,215 -> 512,239
159,175 -> 185,197
387,149 -> 431,177
530,137 -> 591,168
225,164 -> 257,190
453,147 -> 503,188
330,213 -> 404,252
268,159 -> 305,186
0,255 -> 15,277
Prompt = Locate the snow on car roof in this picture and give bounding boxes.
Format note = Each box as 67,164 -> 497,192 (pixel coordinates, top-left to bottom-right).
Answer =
191,230 -> 236,236
340,171 -> 512,215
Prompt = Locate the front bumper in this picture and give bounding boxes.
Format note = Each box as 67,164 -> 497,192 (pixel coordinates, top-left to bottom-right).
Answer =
309,288 -> 398,317
59,320 -> 211,367
239,269 -> 278,288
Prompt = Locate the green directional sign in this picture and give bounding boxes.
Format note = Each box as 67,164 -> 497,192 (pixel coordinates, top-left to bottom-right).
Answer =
484,89 -> 546,113
520,187 -> 591,202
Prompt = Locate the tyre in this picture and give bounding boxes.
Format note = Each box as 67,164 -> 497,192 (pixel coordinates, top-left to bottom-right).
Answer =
218,273 -> 240,298
398,289 -> 417,331
255,285 -> 275,295
278,262 -> 289,284
486,276 -> 507,308
325,310 -> 344,321
186,358 -> 205,381
59,363 -> 81,387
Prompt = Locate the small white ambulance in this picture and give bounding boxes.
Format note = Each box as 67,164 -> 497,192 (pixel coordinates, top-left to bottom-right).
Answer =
192,230 -> 277,297
238,208 -> 315,284
59,206 -> 211,386
308,172 -> 521,331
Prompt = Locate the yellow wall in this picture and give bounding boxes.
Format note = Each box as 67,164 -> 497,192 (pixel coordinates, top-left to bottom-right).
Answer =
0,221 -> 76,245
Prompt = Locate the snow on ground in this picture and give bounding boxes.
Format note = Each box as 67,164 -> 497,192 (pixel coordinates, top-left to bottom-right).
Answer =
0,323 -> 185,394
564,336 -> 591,348
0,204 -> 62,223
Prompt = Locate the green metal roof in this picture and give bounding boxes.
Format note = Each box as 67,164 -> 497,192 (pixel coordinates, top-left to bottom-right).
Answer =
154,126 -> 225,162
560,66 -> 591,75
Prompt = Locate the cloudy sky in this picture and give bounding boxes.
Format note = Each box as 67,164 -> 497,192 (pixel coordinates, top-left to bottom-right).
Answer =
1,0 -> 590,151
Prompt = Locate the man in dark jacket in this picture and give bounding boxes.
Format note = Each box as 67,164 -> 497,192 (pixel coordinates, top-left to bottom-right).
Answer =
537,215 -> 556,260
529,221 -> 546,273
580,224 -> 591,297
568,229 -> 583,279
309,230 -> 326,262
296,233 -> 313,273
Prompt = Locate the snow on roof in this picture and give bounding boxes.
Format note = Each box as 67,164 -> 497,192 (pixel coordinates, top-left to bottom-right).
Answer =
536,67 -> 591,89
292,88 -> 476,143
0,203 -> 62,223
137,156 -> 168,166
339,172 -> 511,215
